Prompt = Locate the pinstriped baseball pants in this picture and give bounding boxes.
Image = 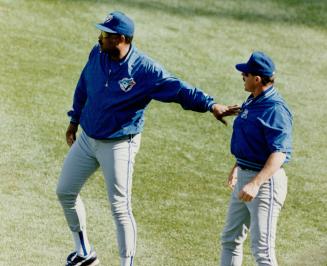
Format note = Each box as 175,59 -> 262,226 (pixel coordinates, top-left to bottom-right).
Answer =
56,131 -> 141,259
220,167 -> 287,266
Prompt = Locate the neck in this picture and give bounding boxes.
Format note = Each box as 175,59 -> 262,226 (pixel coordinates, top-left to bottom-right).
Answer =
252,83 -> 273,97
110,44 -> 131,61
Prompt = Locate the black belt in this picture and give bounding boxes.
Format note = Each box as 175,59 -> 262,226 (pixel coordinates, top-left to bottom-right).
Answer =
99,134 -> 137,142
238,165 -> 260,171
238,165 -> 283,171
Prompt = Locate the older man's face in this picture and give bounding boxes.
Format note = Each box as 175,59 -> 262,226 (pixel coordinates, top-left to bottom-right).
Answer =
98,31 -> 121,58
242,73 -> 258,93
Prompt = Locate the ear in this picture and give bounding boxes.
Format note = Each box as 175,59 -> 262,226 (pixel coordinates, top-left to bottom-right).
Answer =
255,75 -> 262,84
119,35 -> 126,44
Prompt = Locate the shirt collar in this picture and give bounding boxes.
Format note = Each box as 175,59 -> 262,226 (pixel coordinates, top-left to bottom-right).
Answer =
243,86 -> 276,108
117,44 -> 134,65
255,85 -> 276,104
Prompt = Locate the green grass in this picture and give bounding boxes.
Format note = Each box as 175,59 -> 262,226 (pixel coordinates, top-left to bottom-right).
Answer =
0,0 -> 326,265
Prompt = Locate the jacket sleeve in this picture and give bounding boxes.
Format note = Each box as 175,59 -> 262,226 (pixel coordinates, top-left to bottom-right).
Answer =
259,104 -> 293,159
67,45 -> 98,124
148,63 -> 215,112
67,65 -> 87,124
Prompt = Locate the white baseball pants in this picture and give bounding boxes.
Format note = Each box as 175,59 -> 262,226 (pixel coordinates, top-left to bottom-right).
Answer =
220,167 -> 287,266
56,131 -> 141,261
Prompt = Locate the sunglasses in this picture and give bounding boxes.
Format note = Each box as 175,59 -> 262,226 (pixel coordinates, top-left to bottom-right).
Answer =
100,31 -> 119,38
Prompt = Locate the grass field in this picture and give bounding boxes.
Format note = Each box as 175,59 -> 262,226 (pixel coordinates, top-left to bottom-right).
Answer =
0,0 -> 326,265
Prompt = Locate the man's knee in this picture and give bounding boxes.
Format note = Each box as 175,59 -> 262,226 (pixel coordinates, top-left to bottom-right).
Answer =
110,197 -> 132,221
56,183 -> 78,206
222,240 -> 243,253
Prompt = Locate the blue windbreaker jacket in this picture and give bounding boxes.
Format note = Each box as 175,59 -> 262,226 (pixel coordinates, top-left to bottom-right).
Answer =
231,86 -> 293,170
68,44 -> 216,139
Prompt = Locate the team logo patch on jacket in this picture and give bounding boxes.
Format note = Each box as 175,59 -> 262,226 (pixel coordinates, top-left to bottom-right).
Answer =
119,78 -> 136,92
240,109 -> 248,119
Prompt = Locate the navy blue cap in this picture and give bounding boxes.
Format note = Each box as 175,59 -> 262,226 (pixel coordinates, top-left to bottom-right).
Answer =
235,51 -> 275,77
96,11 -> 134,37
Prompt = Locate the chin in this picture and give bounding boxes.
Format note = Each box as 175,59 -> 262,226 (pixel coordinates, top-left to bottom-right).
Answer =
101,47 -> 109,53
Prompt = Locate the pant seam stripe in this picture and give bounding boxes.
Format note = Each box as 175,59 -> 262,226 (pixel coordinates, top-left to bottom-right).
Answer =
267,177 -> 275,265
127,138 -> 136,256
78,231 -> 87,256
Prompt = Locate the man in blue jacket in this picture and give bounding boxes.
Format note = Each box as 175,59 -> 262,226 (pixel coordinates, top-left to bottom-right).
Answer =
220,52 -> 292,266
56,11 -> 240,266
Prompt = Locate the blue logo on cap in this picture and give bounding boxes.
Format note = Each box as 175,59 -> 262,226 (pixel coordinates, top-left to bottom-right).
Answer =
104,15 -> 113,23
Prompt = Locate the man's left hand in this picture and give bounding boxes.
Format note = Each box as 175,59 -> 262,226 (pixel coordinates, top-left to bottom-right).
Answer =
238,181 -> 260,202
211,104 -> 240,125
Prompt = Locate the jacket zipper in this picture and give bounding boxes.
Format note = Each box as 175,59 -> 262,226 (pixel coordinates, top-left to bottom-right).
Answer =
105,69 -> 111,87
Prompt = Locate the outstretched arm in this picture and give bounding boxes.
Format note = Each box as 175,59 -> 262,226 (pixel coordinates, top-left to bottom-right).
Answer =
148,63 -> 240,124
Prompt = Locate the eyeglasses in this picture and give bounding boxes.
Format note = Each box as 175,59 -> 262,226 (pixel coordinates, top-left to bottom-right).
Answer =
101,31 -> 110,38
100,31 -> 119,38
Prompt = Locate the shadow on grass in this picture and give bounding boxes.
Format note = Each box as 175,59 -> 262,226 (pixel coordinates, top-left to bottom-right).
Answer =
70,0 -> 327,29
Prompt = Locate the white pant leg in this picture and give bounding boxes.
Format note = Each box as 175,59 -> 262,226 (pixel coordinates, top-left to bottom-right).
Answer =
95,134 -> 141,259
220,168 -> 251,266
56,131 -> 99,232
221,168 -> 287,266
246,168 -> 288,266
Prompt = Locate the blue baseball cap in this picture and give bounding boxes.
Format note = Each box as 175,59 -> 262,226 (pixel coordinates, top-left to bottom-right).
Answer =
235,51 -> 275,77
96,11 -> 134,37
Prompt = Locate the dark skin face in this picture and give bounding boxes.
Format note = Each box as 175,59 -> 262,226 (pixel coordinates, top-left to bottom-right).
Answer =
98,31 -> 130,61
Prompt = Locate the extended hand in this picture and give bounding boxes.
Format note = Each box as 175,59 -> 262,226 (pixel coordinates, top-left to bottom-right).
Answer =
66,123 -> 78,147
238,181 -> 260,202
211,104 -> 241,125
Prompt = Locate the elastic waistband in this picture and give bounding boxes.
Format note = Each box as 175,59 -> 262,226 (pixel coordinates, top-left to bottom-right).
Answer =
236,158 -> 264,171
238,165 -> 283,172
98,134 -> 137,142
238,165 -> 260,172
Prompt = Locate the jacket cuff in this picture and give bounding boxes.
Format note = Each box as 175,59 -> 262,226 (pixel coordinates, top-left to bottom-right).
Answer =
67,110 -> 80,125
208,101 -> 216,112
